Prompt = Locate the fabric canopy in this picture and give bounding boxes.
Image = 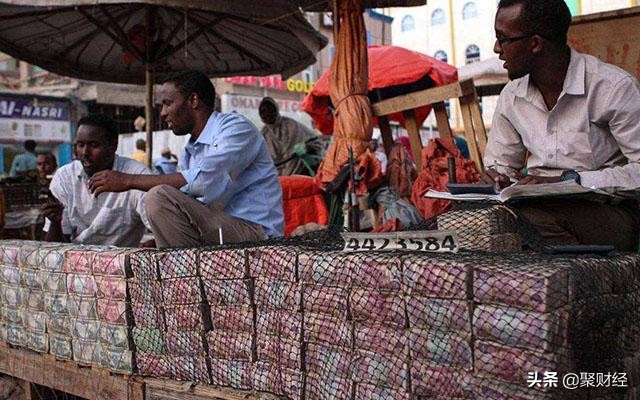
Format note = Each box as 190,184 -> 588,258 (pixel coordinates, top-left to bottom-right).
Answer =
302,45 -> 459,135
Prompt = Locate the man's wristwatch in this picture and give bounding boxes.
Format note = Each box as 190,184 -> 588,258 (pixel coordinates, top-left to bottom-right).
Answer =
560,169 -> 581,184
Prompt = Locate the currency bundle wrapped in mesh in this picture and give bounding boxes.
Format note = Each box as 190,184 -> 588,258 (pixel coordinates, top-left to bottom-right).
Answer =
256,335 -> 302,370
136,353 -> 171,378
473,304 -> 570,352
348,254 -> 403,291
473,378 -> 560,400
410,361 -> 474,399
210,359 -> 253,390
17,240 -> 49,268
99,323 -> 131,350
24,287 -> 44,311
254,278 -> 300,310
206,330 -> 253,360
43,271 -> 67,293
66,273 -> 97,297
132,303 -> 165,329
248,246 -> 298,281
408,328 -> 473,370
403,256 -> 472,299
44,292 -> 68,314
155,248 -> 199,279
305,342 -> 353,377
68,296 -> 98,319
299,251 -> 352,287
169,355 -> 211,384
65,249 -> 98,274
6,323 -> 26,347
1,284 -> 22,307
133,327 -> 166,354
0,242 -> 20,266
72,318 -> 100,341
352,349 -> 409,390
211,306 -> 254,332
257,308 -> 302,339
100,346 -> 135,374
303,312 -> 352,348
161,277 -> 204,305
95,275 -> 127,299
165,330 -> 206,355
129,250 -> 159,281
39,244 -> 71,272
26,330 -> 49,353
354,383 -> 412,400
305,372 -> 353,400
350,288 -> 407,328
2,307 -> 23,325
280,367 -> 304,400
204,278 -> 253,306
407,297 -> 473,335
93,249 -> 136,277
128,279 -> 163,304
20,268 -> 43,290
353,321 -> 407,356
202,248 -> 248,279
47,314 -> 71,336
1,265 -> 20,285
474,261 -> 570,312
253,364 -> 303,400
72,339 -> 103,365
23,310 -> 47,332
474,340 -> 572,386
49,334 -> 73,359
164,303 -> 209,331
302,284 -> 349,319
97,298 -> 129,325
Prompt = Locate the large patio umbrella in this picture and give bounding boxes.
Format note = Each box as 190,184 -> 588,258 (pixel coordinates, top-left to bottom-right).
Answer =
302,45 -> 458,136
0,1 -> 328,165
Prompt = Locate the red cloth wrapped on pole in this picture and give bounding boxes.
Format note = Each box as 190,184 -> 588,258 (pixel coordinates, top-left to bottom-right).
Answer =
279,176 -> 329,237
314,0 -> 373,189
410,138 -> 480,219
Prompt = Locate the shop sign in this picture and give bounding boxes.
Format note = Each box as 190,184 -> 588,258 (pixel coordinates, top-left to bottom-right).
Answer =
224,75 -> 315,93
0,95 -> 71,142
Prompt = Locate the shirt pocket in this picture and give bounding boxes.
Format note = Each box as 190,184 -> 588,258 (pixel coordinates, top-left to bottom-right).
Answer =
87,206 -> 134,239
558,130 -> 597,169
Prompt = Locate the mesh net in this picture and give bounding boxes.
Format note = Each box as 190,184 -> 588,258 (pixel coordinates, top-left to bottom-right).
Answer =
0,201 -> 639,399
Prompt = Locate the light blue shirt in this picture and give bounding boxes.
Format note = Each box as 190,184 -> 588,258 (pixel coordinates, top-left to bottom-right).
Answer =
9,152 -> 37,177
179,111 -> 284,238
154,156 -> 178,174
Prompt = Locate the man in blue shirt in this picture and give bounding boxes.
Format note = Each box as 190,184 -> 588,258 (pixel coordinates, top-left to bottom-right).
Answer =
9,139 -> 37,177
88,70 -> 284,248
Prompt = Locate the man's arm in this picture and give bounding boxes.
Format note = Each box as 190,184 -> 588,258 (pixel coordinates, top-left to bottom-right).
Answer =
88,171 -> 187,196
42,202 -> 69,242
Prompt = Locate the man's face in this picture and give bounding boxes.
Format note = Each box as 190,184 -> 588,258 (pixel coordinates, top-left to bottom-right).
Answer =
160,82 -> 194,136
37,155 -> 54,176
259,101 -> 278,125
494,4 -> 533,80
75,124 -> 116,177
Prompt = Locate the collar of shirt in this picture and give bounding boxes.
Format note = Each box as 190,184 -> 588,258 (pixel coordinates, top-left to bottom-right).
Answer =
514,48 -> 586,103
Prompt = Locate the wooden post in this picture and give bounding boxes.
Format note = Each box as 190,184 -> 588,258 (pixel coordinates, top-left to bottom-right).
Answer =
458,96 -> 483,173
402,110 -> 423,170
432,101 -> 453,143
145,65 -> 154,168
377,115 -> 394,156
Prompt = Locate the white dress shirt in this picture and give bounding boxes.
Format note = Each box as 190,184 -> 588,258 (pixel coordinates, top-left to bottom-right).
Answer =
46,155 -> 153,247
484,49 -> 640,192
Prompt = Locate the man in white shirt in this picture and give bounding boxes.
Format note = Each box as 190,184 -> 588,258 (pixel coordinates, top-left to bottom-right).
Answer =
43,114 -> 153,247
481,0 -> 640,250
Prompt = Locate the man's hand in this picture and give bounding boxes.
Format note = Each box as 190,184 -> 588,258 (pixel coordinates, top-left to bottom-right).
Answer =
516,175 -> 562,185
88,170 -> 131,196
42,201 -> 64,223
480,168 -> 513,190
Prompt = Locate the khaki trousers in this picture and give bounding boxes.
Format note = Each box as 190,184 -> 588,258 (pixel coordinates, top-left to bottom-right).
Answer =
145,185 -> 265,248
512,199 -> 640,252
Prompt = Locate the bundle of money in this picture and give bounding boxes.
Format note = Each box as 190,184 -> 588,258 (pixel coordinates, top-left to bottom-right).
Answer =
155,249 -> 198,279
201,248 -> 248,280
210,359 -> 253,390
410,361 -> 474,399
169,355 -> 210,383
136,353 -> 171,378
352,349 -> 409,390
204,278 -> 253,307
247,246 -> 297,281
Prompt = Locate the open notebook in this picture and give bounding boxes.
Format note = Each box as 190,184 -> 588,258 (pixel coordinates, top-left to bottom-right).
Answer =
425,181 -> 612,203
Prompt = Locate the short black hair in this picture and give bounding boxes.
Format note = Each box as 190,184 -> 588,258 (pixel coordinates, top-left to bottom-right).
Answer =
163,70 -> 215,108
498,0 -> 572,45
77,114 -> 119,143
24,140 -> 36,152
135,138 -> 146,150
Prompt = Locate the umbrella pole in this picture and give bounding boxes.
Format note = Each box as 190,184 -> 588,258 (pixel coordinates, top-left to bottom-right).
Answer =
145,64 -> 154,168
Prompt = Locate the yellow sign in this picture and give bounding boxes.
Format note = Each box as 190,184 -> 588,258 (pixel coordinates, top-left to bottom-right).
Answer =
286,79 -> 315,93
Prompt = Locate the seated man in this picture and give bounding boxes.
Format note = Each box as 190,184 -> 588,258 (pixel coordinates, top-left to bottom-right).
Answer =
259,96 -> 321,176
87,70 -> 284,248
10,139 -> 37,177
43,114 -> 153,246
482,0 -> 640,250
37,152 -> 57,179
154,147 -> 178,174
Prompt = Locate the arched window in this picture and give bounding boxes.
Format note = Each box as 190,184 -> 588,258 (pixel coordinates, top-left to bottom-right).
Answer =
462,2 -> 478,20
431,8 -> 446,26
465,44 -> 480,64
401,15 -> 415,32
434,50 -> 448,63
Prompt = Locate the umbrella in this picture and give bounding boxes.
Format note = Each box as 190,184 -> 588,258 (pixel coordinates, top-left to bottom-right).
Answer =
302,45 -> 459,136
0,1 -> 328,165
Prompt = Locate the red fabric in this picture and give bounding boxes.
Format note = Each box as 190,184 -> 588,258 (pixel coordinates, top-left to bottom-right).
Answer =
373,218 -> 402,232
279,176 -> 329,237
410,138 -> 481,220
302,45 -> 458,135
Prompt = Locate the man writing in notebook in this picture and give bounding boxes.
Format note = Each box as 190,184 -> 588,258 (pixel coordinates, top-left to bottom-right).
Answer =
481,0 -> 640,250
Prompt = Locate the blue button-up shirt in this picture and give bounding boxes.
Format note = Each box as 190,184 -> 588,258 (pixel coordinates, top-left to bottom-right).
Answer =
179,111 -> 284,238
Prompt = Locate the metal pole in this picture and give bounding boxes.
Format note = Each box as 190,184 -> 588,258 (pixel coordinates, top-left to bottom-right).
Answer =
145,64 -> 154,168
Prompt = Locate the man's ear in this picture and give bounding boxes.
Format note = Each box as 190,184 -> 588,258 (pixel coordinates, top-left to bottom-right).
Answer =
530,35 -> 545,54
189,93 -> 200,110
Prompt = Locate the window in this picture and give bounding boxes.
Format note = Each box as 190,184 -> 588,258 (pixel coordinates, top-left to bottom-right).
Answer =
431,8 -> 446,26
434,50 -> 448,63
465,44 -> 480,64
462,2 -> 478,20
401,15 -> 415,32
